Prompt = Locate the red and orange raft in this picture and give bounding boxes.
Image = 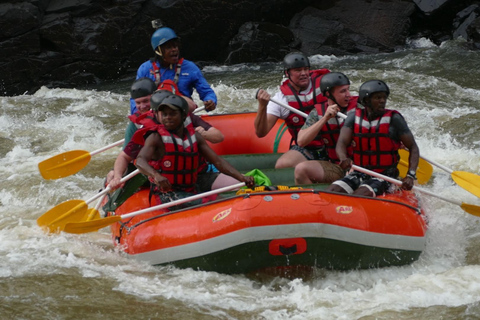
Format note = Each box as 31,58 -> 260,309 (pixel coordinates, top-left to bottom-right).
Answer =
104,112 -> 428,274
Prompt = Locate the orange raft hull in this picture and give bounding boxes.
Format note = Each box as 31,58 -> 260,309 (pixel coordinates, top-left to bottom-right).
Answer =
199,112 -> 291,154
108,187 -> 427,274
106,112 -> 427,274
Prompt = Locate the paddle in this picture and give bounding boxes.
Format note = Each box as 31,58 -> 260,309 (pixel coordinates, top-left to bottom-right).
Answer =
62,182 -> 246,234
417,154 -> 480,198
351,164 -> 480,217
85,193 -> 106,222
38,139 -> 125,180
397,149 -> 433,185
37,169 -> 140,231
264,95 -> 432,184
194,106 -> 206,113
269,93 -> 480,195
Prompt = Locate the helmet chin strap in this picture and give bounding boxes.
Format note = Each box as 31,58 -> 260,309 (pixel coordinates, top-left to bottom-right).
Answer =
327,91 -> 340,107
286,71 -> 306,92
156,46 -> 174,69
364,99 -> 383,120
168,115 -> 187,133
155,45 -> 163,57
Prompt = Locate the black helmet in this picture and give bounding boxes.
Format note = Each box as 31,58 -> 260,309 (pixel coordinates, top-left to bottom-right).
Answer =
150,90 -> 174,112
320,72 -> 350,96
359,80 -> 390,104
130,78 -> 156,99
158,95 -> 189,116
283,52 -> 310,71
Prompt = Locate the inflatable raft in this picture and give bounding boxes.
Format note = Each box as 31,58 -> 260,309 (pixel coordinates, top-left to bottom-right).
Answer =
104,112 -> 428,275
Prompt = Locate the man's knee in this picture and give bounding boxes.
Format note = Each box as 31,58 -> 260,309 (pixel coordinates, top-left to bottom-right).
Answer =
275,151 -> 307,169
294,162 -> 310,184
275,157 -> 289,169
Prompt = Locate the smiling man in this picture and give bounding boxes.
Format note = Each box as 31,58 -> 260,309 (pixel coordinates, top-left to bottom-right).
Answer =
135,95 -> 254,207
327,80 -> 420,197
255,52 -> 330,168
130,26 -> 217,114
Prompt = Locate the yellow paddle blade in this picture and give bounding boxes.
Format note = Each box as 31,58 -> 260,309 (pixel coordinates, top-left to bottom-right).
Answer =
460,202 -> 480,217
85,208 -> 101,221
37,200 -> 89,234
452,171 -> 480,198
397,149 -> 433,185
63,216 -> 121,234
37,199 -> 86,226
38,150 -> 91,180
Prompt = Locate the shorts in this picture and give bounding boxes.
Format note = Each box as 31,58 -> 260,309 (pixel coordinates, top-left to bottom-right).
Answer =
315,160 -> 346,183
331,171 -> 396,196
290,145 -> 329,161
196,172 -> 220,193
154,191 -> 202,211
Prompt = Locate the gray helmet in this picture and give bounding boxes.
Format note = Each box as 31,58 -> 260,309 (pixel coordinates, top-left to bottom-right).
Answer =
130,78 -> 156,99
283,52 -> 310,71
150,90 -> 174,112
358,80 -> 390,104
157,94 -> 189,116
320,72 -> 350,96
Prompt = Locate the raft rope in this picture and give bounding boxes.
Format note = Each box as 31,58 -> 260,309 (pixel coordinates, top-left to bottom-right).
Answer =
273,123 -> 288,153
236,185 -> 303,195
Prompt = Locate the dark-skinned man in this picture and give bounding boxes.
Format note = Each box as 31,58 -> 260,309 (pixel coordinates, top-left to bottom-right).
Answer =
327,80 -> 420,197
135,95 -> 254,207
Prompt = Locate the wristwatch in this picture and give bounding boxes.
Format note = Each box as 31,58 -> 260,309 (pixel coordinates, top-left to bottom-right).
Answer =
407,170 -> 417,180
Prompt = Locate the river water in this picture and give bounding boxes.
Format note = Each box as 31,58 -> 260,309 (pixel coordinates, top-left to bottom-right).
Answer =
1,38 -> 480,319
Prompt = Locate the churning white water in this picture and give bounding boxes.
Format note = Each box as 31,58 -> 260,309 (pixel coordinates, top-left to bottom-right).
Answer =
1,38 -> 480,319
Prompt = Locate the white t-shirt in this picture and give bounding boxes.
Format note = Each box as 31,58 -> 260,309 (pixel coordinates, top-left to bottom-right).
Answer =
266,81 -> 313,120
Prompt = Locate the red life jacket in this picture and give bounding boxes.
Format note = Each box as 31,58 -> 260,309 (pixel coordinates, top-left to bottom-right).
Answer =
157,79 -> 181,95
151,58 -> 184,89
280,69 -> 330,146
131,115 -> 194,147
314,96 -> 358,162
352,108 -> 401,173
149,122 -> 199,192
127,110 -> 158,129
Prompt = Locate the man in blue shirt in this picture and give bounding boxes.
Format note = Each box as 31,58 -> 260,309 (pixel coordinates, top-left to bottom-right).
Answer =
130,26 -> 217,114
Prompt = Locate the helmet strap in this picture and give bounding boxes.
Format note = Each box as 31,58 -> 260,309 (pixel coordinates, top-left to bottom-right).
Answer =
155,46 -> 163,57
326,91 -> 339,107
363,99 -> 377,119
287,72 -> 303,92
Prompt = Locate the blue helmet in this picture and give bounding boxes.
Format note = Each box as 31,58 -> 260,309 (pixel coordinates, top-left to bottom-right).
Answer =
150,27 -> 178,50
